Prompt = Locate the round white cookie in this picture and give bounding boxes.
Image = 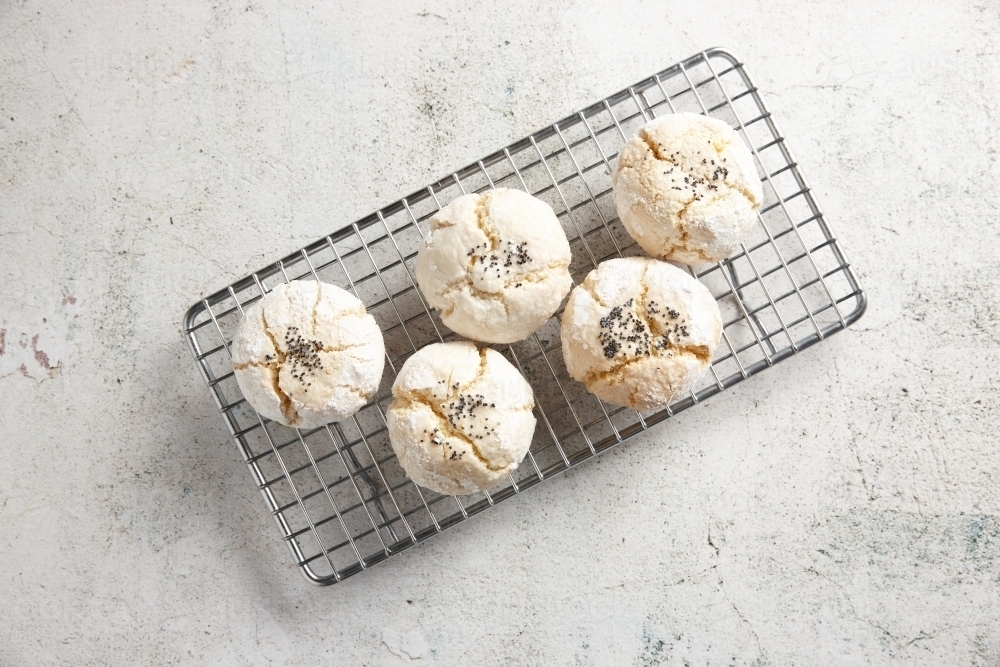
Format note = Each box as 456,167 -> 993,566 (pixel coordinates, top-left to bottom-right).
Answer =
415,188 -> 572,344
387,341 -> 536,495
560,257 -> 722,410
612,112 -> 763,265
231,280 -> 385,429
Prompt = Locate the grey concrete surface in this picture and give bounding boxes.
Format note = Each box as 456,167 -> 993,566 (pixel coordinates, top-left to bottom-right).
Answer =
2,1 -> 999,665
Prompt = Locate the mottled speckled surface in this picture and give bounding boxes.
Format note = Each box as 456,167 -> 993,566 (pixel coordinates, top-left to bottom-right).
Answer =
2,1 -> 999,665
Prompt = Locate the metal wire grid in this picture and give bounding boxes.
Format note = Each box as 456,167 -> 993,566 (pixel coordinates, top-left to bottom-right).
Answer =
183,48 -> 866,585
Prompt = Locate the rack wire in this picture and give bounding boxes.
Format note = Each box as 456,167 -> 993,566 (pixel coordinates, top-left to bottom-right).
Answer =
183,48 -> 866,585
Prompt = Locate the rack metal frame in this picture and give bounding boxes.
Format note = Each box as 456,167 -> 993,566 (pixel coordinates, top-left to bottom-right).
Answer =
183,48 -> 866,585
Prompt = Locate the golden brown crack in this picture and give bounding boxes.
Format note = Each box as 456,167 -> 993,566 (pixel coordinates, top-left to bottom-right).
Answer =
580,352 -> 648,387
638,126 -> 730,165
580,346 -> 708,389
333,383 -> 372,402
258,308 -> 295,424
653,220 -> 718,264
681,344 -> 712,363
269,367 -> 297,425
637,264 -> 655,332
637,127 -> 667,163
466,346 -> 490,393
429,216 -> 455,229
311,281 -> 321,335
731,181 -> 762,208
233,361 -> 277,371
473,191 -> 501,251
579,275 -> 608,308
438,279 -> 510,316
501,259 -> 571,288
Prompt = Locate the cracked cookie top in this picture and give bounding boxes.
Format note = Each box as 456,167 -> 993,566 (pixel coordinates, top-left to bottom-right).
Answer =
386,341 -> 536,495
415,188 -> 573,344
560,257 -> 722,411
612,113 -> 763,265
231,280 -> 385,429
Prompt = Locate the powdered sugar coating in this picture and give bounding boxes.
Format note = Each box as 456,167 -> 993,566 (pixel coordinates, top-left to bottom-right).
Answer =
415,188 -> 572,344
613,113 -> 763,265
387,341 -> 536,495
561,257 -> 722,410
231,280 -> 385,429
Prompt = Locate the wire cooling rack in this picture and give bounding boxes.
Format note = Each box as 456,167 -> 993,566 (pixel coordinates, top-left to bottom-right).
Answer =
184,48 -> 866,585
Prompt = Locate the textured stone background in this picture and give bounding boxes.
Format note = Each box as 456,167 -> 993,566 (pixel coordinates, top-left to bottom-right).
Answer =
2,1 -> 999,665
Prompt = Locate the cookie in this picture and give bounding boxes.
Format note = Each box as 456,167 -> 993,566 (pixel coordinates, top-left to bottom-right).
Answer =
416,188 -> 572,343
231,280 -> 384,428
387,341 -> 536,495
560,257 -> 721,410
613,113 -> 763,264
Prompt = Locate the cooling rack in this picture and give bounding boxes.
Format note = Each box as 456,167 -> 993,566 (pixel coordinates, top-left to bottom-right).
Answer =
184,48 -> 866,585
